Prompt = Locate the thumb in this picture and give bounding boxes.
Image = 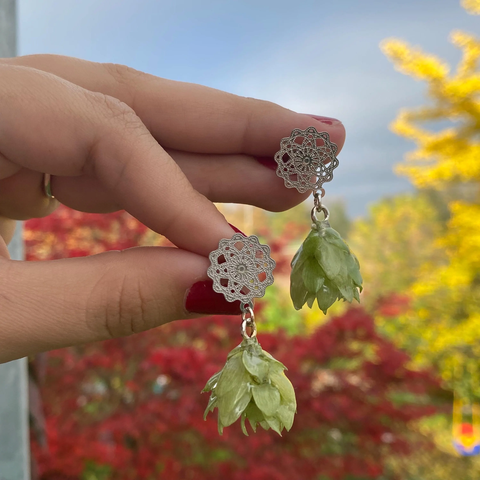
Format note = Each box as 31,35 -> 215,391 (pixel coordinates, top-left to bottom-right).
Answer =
0,247 -> 240,363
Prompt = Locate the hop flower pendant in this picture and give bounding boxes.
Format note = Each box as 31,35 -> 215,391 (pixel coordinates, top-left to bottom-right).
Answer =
203,336 -> 296,436
291,219 -> 362,313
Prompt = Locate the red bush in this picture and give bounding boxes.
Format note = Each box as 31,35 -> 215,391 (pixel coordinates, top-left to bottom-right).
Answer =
26,206 -> 441,479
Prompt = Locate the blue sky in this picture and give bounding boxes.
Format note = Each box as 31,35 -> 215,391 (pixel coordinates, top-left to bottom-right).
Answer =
18,0 -> 480,216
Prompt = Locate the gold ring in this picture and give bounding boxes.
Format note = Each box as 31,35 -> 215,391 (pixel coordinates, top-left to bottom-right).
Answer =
43,173 -> 55,199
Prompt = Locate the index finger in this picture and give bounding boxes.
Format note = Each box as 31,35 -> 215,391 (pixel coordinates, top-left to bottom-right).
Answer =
0,65 -> 233,256
3,55 -> 346,156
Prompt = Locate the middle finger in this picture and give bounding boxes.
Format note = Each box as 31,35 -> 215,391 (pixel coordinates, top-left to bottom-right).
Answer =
42,150 -> 309,214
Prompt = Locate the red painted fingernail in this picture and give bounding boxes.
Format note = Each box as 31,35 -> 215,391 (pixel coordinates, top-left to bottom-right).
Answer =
228,223 -> 246,236
305,114 -> 342,126
255,156 -> 278,171
185,280 -> 242,315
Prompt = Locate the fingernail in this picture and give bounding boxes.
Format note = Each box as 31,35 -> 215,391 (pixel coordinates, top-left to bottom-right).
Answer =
228,223 -> 246,236
185,280 -> 242,315
305,114 -> 342,126
255,157 -> 278,171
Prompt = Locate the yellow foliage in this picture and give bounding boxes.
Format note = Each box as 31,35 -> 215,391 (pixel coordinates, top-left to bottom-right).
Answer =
462,0 -> 480,14
381,39 -> 450,81
381,30 -> 480,189
349,193 -> 444,307
380,2 -> 480,398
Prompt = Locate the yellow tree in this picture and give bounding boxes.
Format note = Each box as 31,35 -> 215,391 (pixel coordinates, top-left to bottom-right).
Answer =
348,192 -> 444,310
381,0 -> 480,398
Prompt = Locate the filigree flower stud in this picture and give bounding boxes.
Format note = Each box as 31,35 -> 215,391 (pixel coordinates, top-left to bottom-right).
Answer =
207,234 -> 275,304
274,127 -> 339,193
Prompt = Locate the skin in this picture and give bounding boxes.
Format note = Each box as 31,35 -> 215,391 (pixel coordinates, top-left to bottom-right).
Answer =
0,54 -> 345,363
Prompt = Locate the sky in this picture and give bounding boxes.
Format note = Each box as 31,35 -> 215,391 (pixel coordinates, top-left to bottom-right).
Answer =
18,0 -> 480,217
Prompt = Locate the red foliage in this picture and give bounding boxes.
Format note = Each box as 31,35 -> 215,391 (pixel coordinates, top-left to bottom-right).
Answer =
376,294 -> 411,318
26,205 -> 441,480
31,312 -> 440,480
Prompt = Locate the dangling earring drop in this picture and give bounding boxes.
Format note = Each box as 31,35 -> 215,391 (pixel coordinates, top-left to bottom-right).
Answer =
274,127 -> 363,313
202,233 -> 297,436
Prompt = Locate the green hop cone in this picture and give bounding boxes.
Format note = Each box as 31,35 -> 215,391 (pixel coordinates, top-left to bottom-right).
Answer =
202,336 -> 296,436
290,219 -> 363,314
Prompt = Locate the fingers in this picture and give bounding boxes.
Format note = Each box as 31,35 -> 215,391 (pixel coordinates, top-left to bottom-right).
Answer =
39,151 -> 309,214
0,246 -> 237,363
1,54 -> 346,156
0,168 -> 58,220
0,64 -> 233,255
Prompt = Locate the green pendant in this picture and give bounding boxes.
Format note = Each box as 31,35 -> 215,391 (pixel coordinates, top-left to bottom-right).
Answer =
290,219 -> 363,313
203,336 -> 296,436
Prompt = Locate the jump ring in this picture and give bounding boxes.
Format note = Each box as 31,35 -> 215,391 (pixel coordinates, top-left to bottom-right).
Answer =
311,204 -> 330,223
241,305 -> 257,339
241,318 -> 257,339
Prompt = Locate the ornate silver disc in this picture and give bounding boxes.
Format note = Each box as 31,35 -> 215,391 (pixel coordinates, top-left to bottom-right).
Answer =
274,127 -> 339,193
207,234 -> 276,304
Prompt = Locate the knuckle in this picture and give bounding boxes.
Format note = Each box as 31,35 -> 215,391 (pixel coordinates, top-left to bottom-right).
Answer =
103,62 -> 144,86
86,255 -> 155,339
102,62 -> 145,107
86,91 -> 148,142
90,91 -> 138,124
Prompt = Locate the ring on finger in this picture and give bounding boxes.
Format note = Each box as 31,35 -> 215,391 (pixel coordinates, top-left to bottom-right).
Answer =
43,173 -> 55,199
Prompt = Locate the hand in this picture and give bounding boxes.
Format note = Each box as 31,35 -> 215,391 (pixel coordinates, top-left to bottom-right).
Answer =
0,54 -> 345,362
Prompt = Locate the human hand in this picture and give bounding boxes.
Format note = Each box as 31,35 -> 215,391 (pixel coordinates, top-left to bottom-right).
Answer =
0,54 -> 345,362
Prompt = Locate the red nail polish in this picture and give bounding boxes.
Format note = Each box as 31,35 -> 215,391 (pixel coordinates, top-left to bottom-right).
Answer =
228,223 -> 246,236
185,280 -> 242,315
305,114 -> 342,126
255,157 -> 278,171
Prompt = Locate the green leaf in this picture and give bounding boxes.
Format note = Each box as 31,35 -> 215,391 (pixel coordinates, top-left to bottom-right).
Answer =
353,287 -> 361,303
260,350 -> 287,370
302,259 -> 325,293
302,229 -> 321,256
218,381 -> 252,427
270,368 -> 296,405
215,354 -> 245,396
306,292 -> 316,308
276,403 -> 296,431
259,420 -> 271,431
226,343 -> 244,360
203,394 -> 217,420
242,349 -> 269,383
245,400 -> 265,433
263,415 -> 283,436
240,413 -> 249,436
346,253 -> 363,288
316,281 -> 339,314
252,383 -> 281,417
291,244 -> 305,269
202,371 -> 221,393
323,227 -> 350,252
338,282 -> 354,303
290,269 -> 310,310
245,400 -> 265,422
316,241 -> 343,279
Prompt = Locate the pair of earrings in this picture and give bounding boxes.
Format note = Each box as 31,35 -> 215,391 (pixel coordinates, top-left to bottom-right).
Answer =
203,127 -> 363,436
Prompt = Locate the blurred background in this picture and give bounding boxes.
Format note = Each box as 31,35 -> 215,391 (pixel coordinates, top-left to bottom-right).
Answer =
4,0 -> 480,478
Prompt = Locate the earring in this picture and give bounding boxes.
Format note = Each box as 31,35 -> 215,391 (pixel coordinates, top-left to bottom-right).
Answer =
202,233 -> 297,436
274,127 -> 363,314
